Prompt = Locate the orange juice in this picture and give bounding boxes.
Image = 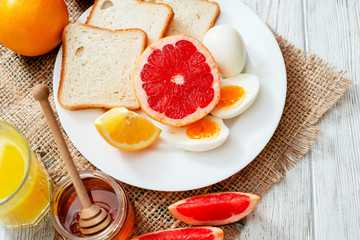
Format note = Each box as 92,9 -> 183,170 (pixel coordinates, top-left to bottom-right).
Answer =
0,121 -> 51,228
0,135 -> 26,200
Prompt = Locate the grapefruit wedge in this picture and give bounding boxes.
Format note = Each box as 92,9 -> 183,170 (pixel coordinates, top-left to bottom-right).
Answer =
168,192 -> 260,226
131,227 -> 223,240
133,35 -> 221,127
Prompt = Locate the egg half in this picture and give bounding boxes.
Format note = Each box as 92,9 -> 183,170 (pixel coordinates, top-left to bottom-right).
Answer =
211,74 -> 260,119
203,25 -> 247,77
167,115 -> 229,152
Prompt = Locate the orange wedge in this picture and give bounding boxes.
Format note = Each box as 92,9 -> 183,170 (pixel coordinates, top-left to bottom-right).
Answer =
94,107 -> 161,151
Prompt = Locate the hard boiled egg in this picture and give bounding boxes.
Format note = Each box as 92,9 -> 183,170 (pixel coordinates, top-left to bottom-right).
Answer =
203,25 -> 246,77
211,74 -> 260,119
167,115 -> 229,152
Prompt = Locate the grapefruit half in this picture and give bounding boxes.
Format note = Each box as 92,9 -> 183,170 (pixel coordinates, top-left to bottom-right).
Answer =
133,35 -> 221,127
168,192 -> 260,226
131,227 -> 223,240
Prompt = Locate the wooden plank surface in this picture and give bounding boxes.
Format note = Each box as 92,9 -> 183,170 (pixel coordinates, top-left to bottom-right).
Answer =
0,217 -> 55,240
238,0 -> 312,240
237,0 -> 360,239
1,0 -> 359,239
237,1 -> 313,239
303,0 -> 360,239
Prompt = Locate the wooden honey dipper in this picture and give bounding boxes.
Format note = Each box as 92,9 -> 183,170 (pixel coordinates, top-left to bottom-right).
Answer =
33,84 -> 111,236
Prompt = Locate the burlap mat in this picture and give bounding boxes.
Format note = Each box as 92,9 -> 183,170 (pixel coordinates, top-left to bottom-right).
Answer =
0,1 -> 353,239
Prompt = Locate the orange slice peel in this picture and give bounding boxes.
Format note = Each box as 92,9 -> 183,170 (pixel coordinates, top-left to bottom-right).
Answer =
94,107 -> 161,151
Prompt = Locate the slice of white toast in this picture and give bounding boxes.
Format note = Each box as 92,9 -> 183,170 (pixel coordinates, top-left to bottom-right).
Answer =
58,23 -> 146,110
148,0 -> 220,41
86,0 -> 174,45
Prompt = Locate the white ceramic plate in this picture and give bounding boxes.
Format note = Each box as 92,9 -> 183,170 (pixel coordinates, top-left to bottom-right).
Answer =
53,0 -> 286,191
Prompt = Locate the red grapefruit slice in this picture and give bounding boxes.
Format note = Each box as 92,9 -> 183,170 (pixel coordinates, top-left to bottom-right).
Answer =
133,35 -> 221,127
131,227 -> 223,240
168,192 -> 260,226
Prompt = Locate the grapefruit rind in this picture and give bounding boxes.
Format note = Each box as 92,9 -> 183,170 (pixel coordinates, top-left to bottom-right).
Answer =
130,227 -> 224,240
168,192 -> 260,226
133,34 -> 221,127
94,107 -> 161,151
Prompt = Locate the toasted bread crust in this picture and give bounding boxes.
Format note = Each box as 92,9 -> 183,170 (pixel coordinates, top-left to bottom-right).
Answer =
159,0 -> 220,40
204,0 -> 220,32
86,0 -> 174,44
157,2 -> 174,37
58,23 -> 147,111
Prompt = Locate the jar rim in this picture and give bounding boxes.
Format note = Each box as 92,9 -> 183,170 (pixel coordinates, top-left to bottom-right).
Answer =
50,170 -> 128,240
0,120 -> 32,205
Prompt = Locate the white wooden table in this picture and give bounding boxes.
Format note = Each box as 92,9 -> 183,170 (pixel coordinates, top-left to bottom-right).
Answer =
1,0 -> 359,239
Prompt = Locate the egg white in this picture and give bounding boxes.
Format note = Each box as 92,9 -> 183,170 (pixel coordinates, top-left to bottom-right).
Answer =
211,74 -> 260,119
203,25 -> 247,77
167,115 -> 229,152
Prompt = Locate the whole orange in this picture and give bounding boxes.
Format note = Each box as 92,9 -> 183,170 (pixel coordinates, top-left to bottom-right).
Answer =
0,0 -> 69,56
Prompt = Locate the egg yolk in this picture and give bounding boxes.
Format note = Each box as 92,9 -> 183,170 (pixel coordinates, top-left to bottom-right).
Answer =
186,119 -> 221,140
216,86 -> 246,110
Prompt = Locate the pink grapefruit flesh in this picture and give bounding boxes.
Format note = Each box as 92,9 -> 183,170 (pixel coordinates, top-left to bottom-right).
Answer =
131,227 -> 223,240
134,35 -> 221,127
168,192 -> 260,226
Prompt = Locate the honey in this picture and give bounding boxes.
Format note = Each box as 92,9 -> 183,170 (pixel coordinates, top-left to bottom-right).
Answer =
51,171 -> 134,240
58,178 -> 119,236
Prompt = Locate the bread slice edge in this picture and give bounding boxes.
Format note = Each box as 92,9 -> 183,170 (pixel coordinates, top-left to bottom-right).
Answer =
58,23 -> 147,111
85,0 -> 174,43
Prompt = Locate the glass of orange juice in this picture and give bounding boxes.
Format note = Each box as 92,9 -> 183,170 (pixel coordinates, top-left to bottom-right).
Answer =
0,120 -> 52,228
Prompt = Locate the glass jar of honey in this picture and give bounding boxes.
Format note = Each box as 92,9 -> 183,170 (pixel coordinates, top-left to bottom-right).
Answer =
50,171 -> 135,240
